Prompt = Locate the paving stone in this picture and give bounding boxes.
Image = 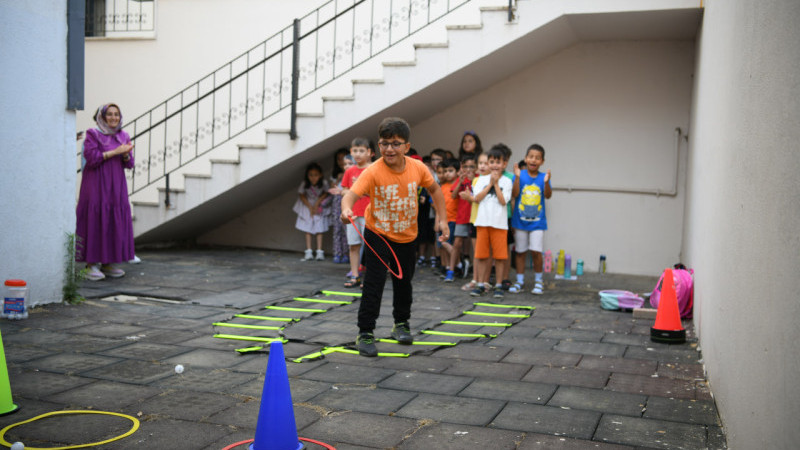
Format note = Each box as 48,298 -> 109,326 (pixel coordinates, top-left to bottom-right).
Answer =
163,347 -> 249,369
7,368 -> 94,398
554,341 -> 627,358
82,359 -> 179,384
656,362 -> 705,381
549,386 -> 646,416
2,346 -> 55,363
539,328 -> 605,342
428,344 -> 512,361
99,342 -> 192,361
459,378 -> 556,404
606,373 -> 696,400
600,332 -> 652,346
302,362 -> 395,385
502,349 -> 582,367
578,355 -> 658,376
21,352 -> 121,375
153,367 -> 258,393
138,389 -> 242,421
395,393 -> 506,426
491,402 -> 601,439
518,432 -> 635,449
495,325 -> 543,338
311,385 -> 417,414
522,366 -> 611,389
643,397 -> 720,425
491,335 -> 560,350
401,422 -> 524,449
299,411 -> 419,448
624,346 -> 700,364
707,425 -> 728,449
443,359 -> 531,381
570,319 -> 634,334
80,323 -> 151,338
380,371 -> 473,395
101,417 -> 235,449
594,414 -> 707,449
518,317 -> 576,329
360,353 -> 455,373
48,380 -> 162,410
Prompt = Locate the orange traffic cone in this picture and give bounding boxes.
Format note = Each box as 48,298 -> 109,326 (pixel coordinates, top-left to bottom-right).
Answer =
650,268 -> 686,344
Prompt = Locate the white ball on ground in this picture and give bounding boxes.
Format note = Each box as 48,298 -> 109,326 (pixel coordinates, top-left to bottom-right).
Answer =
174,364 -> 184,374
11,442 -> 24,450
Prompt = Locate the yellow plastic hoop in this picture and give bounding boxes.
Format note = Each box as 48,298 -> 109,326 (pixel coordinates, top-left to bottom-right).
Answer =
0,410 -> 140,449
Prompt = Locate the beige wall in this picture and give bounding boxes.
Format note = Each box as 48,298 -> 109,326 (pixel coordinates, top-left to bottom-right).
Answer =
684,0 -> 800,448
202,39 -> 695,276
80,0 -> 327,133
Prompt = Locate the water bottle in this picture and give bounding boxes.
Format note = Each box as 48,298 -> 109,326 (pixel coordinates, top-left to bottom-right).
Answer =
564,254 -> 572,278
599,255 -> 606,274
544,250 -> 552,273
577,259 -> 584,276
557,250 -> 565,275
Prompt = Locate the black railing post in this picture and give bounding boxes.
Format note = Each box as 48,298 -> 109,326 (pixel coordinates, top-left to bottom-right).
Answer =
508,0 -> 514,22
164,173 -> 171,208
290,18 -> 300,140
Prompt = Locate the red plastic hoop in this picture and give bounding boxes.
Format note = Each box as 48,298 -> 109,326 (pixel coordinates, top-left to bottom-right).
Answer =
221,437 -> 336,450
349,216 -> 403,279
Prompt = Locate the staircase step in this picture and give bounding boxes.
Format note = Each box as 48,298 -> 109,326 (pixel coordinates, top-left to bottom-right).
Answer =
446,24 -> 483,31
209,158 -> 240,165
352,78 -> 384,85
383,60 -> 416,67
322,95 -> 355,102
157,186 -> 186,192
414,42 -> 449,49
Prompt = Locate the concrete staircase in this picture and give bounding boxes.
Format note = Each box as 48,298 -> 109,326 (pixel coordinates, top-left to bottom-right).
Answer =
132,0 -> 701,244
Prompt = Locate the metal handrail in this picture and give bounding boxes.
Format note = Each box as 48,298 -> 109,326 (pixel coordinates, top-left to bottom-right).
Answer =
121,0 -> 501,201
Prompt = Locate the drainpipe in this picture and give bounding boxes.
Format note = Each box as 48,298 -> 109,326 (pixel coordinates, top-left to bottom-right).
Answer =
290,19 -> 300,140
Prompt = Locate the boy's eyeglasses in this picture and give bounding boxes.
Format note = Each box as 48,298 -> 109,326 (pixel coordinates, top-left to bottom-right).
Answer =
378,141 -> 407,150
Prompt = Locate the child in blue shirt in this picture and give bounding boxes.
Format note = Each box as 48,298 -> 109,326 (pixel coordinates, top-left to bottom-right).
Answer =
510,144 -> 552,294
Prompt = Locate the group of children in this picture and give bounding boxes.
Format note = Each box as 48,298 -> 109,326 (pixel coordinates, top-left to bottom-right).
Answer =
415,134 -> 552,299
292,117 -> 552,356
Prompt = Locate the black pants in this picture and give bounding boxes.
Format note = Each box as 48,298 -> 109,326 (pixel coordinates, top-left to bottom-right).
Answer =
358,228 -> 417,333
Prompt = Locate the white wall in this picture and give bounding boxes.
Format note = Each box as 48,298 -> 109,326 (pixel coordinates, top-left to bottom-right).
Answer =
202,39 -> 695,277
0,1 -> 77,305
79,0 -> 327,134
684,0 -> 800,448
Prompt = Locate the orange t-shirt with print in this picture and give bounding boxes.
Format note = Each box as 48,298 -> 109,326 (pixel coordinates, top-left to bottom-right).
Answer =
440,182 -> 458,223
350,156 -> 436,243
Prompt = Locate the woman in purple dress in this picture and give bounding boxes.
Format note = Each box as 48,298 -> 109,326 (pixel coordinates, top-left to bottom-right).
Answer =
76,103 -> 135,281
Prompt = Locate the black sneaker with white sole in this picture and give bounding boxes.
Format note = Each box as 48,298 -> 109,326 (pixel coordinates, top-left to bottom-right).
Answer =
391,322 -> 414,345
356,332 -> 378,357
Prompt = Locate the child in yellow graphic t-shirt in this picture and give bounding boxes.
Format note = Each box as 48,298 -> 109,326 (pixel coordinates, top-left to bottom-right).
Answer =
341,117 -> 448,357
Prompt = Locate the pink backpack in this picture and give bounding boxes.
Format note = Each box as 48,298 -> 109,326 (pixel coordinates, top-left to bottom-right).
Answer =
649,264 -> 694,319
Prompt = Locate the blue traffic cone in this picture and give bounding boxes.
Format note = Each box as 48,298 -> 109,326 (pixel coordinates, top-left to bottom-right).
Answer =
250,341 -> 303,450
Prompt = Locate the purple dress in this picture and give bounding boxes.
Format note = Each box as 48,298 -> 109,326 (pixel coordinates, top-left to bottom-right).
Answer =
75,128 -> 135,263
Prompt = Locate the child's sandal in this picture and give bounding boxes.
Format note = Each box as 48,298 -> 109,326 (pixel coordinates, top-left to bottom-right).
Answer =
508,283 -> 523,294
344,276 -> 360,288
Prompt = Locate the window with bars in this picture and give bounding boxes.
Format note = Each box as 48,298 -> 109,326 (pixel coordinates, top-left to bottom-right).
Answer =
85,0 -> 155,37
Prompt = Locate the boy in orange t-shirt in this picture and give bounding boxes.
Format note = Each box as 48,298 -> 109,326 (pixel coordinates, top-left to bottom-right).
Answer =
342,117 -> 448,357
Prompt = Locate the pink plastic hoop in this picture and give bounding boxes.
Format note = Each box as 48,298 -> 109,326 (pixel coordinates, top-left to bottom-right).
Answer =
349,216 -> 403,279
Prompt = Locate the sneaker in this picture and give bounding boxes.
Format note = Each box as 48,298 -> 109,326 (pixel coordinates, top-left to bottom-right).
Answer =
470,285 -> 486,297
493,288 -> 505,299
316,249 -> 325,261
462,258 -> 470,278
356,332 -> 378,357
85,264 -> 105,281
332,255 -> 341,264
444,270 -> 455,282
303,249 -> 314,261
461,280 -> 477,291
430,257 -> 439,269
100,264 -> 125,278
342,256 -> 350,264
128,255 -> 142,264
532,282 -> 544,295
500,279 -> 512,291
391,322 -> 414,345
417,256 -> 426,267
